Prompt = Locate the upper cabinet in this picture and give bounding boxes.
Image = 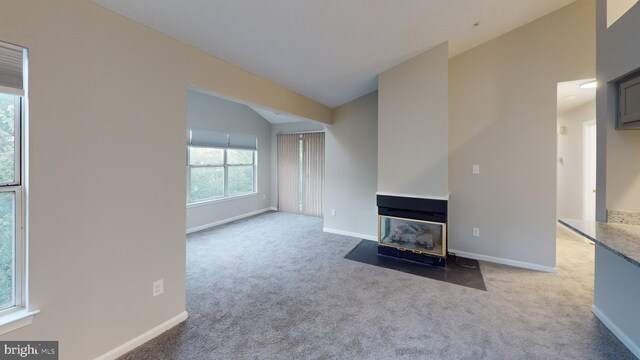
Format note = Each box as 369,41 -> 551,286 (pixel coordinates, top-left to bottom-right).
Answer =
617,71 -> 640,129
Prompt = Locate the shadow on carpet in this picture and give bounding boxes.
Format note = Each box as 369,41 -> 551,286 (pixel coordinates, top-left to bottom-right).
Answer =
345,240 -> 486,291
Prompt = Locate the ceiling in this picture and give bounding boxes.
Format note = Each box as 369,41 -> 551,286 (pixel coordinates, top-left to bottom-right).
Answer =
94,0 -> 577,108
557,79 -> 596,114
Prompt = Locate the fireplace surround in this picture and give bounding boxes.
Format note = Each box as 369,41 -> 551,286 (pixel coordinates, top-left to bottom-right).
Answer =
377,195 -> 448,267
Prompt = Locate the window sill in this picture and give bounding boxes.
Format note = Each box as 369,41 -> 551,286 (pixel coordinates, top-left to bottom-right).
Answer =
0,308 -> 40,336
187,192 -> 260,209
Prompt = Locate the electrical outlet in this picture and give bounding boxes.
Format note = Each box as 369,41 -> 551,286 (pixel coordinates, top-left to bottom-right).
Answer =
331,209 -> 336,216
472,165 -> 480,174
262,194 -> 267,200
153,279 -> 164,297
473,228 -> 480,237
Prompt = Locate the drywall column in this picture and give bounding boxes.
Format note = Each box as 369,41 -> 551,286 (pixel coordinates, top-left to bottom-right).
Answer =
597,0 -> 640,218
377,42 -> 449,199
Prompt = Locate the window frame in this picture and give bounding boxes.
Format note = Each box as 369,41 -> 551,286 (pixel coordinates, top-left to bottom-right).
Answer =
186,146 -> 257,205
0,92 -> 25,317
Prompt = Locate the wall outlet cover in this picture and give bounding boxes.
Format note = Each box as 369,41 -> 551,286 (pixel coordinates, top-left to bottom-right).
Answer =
153,279 -> 164,297
472,165 -> 480,174
473,228 -> 480,237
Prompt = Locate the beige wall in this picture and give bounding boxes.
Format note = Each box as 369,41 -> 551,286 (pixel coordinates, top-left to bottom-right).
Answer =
378,43 -> 449,199
597,0 -> 640,216
449,0 -> 595,269
0,1 -> 330,359
324,92 -> 378,239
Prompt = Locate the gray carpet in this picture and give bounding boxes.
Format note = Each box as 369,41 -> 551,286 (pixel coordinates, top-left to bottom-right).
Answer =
119,212 -> 635,360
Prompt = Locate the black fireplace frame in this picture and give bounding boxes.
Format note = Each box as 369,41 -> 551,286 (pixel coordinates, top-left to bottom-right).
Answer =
377,194 -> 448,267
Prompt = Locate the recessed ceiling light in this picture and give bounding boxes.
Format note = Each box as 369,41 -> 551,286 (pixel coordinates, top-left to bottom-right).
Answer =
580,80 -> 597,89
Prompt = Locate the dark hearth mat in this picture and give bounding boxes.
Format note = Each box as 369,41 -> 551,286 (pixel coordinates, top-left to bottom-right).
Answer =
345,240 -> 486,291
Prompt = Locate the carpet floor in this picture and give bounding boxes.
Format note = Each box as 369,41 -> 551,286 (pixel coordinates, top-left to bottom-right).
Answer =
119,211 -> 635,360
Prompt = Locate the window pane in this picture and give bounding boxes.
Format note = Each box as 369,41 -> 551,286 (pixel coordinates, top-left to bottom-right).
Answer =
189,167 -> 224,202
0,93 -> 16,184
228,166 -> 254,195
227,149 -> 254,165
0,192 -> 15,311
189,147 -> 223,166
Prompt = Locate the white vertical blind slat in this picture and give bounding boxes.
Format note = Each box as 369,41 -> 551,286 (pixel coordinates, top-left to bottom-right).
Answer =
302,133 -> 324,217
277,134 -> 301,213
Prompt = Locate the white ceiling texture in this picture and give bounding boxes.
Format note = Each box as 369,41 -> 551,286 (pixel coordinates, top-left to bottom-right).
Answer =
94,0 -> 577,108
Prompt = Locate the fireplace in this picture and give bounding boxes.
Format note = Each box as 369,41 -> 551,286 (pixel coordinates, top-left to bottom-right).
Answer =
377,195 -> 448,267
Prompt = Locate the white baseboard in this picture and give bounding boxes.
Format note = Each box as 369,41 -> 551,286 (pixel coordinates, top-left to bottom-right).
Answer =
187,207 -> 276,234
323,227 -> 377,241
95,311 -> 188,360
449,249 -> 557,273
592,305 -> 640,359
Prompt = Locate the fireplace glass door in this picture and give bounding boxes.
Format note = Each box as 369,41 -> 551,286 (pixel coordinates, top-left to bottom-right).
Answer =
378,215 -> 446,258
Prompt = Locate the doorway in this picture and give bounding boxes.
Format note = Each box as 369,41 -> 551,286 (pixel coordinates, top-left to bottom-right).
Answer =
582,120 -> 597,221
556,78 -> 597,221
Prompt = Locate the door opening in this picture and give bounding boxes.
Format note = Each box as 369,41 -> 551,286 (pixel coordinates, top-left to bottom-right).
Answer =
583,120 -> 597,221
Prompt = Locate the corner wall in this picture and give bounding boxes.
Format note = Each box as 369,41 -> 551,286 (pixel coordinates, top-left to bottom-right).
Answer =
186,91 -> 273,232
449,0 -> 595,270
324,92 -> 378,239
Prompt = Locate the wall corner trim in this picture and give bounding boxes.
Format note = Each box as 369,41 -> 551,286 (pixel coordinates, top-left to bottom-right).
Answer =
94,311 -> 188,360
449,249 -> 557,273
322,227 -> 377,241
592,304 -> 640,358
186,207 -> 275,234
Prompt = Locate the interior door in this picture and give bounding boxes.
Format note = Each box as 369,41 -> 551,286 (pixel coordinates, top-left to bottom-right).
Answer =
583,121 -> 597,221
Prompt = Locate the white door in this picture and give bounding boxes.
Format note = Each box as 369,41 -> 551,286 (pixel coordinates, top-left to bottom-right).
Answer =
583,121 -> 597,221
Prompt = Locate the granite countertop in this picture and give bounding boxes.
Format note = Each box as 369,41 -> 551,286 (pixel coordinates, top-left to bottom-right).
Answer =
560,219 -> 640,267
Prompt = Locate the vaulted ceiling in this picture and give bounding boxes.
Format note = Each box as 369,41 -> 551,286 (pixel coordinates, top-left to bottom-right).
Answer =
94,0 -> 577,108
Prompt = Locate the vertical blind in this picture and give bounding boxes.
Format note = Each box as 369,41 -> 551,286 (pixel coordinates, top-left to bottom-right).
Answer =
277,134 -> 300,213
302,133 -> 324,217
0,42 -> 24,92
277,132 -> 325,217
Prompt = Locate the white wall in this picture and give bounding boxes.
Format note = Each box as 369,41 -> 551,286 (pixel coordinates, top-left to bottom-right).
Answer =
270,121 -> 326,209
597,0 -> 640,217
187,90 -> 272,232
378,43 -> 449,199
557,100 -> 596,219
449,0 -> 595,270
324,92 -> 378,239
0,1 -> 330,359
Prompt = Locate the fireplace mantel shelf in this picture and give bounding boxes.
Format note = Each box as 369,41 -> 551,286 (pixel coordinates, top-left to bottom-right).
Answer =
560,219 -> 640,267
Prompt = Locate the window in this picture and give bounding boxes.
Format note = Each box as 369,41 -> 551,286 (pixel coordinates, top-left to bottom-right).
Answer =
187,129 -> 257,204
0,41 -> 25,315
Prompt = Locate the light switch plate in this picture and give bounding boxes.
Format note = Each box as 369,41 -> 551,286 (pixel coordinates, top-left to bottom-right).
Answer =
472,165 -> 480,174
